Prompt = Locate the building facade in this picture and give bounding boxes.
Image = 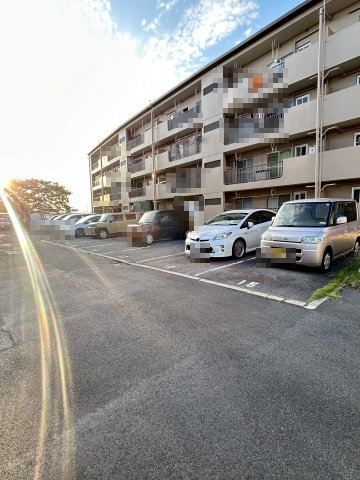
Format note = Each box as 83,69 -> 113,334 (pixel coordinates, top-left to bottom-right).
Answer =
89,0 -> 360,221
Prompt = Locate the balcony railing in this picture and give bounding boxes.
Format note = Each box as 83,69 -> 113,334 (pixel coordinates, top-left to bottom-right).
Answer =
129,187 -> 146,198
128,159 -> 145,173
109,192 -> 122,201
224,161 -> 283,184
127,133 -> 144,150
169,136 -> 202,162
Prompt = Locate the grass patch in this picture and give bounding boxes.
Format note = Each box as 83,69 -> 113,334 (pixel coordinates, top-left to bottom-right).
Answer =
308,255 -> 360,303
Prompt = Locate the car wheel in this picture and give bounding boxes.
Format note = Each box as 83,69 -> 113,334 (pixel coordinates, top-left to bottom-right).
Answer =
147,233 -> 154,245
354,238 -> 360,256
75,228 -> 84,238
232,239 -> 245,259
320,248 -> 332,272
99,228 -> 108,240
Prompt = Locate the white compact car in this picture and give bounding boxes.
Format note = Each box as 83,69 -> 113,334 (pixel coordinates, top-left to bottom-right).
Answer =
185,209 -> 276,259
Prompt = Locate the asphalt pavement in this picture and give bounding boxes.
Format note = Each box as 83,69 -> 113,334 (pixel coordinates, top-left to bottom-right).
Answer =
1,238 -> 360,479
42,235 -> 348,306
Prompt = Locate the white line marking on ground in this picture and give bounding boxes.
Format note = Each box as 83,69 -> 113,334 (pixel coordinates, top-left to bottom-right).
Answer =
136,252 -> 185,263
194,257 -> 256,276
42,240 -> 325,310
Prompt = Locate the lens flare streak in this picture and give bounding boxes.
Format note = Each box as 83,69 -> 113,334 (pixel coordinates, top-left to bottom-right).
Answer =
0,189 -> 74,479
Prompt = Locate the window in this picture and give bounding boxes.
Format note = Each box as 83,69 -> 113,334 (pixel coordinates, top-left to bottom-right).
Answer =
295,144 -> 308,156
158,212 -> 173,224
205,198 -> 221,206
352,187 -> 360,203
354,132 -> 360,146
258,211 -> 275,223
296,41 -> 311,52
294,192 -> 307,200
345,202 -> 357,222
356,75 -> 360,85
295,94 -> 310,106
267,194 -> 290,210
234,197 -> 252,209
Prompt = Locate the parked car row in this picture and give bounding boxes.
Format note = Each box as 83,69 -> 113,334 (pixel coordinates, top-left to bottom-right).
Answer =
54,198 -> 360,272
185,199 -> 360,271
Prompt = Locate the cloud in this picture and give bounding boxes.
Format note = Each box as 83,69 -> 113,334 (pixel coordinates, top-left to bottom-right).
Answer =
245,26 -> 253,38
141,18 -> 146,27
0,0 -> 259,209
144,0 -> 259,73
0,0 -> 184,209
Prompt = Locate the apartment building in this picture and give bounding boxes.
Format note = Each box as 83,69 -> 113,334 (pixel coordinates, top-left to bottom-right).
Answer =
88,0 -> 360,221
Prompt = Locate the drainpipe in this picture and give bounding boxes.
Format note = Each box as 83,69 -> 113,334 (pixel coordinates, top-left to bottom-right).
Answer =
88,154 -> 93,212
151,105 -> 157,210
315,3 -> 325,198
100,146 -> 105,213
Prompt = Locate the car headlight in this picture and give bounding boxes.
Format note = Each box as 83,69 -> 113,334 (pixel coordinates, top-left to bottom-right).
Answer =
301,236 -> 324,244
262,233 -> 272,241
214,232 -> 232,240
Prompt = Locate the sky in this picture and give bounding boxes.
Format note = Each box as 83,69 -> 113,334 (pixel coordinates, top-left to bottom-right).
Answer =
0,0 -> 304,211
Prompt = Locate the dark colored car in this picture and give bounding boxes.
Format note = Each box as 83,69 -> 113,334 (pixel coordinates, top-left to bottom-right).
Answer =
129,210 -> 185,245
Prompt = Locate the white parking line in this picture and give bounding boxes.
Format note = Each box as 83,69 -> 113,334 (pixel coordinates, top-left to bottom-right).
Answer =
136,252 -> 185,263
41,240 -> 326,310
194,257 -> 256,277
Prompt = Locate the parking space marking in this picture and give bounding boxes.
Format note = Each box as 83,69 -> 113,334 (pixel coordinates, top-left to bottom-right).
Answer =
194,257 -> 256,277
136,252 -> 185,264
41,240 -> 327,310
238,280 -> 259,288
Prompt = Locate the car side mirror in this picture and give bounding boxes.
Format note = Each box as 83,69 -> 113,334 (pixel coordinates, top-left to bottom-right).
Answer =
336,216 -> 347,225
109,219 -> 114,223
247,221 -> 254,229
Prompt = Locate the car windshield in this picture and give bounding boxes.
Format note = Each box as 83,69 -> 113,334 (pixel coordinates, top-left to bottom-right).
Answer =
273,202 -> 331,227
205,213 -> 247,226
99,214 -> 111,222
139,211 -> 157,223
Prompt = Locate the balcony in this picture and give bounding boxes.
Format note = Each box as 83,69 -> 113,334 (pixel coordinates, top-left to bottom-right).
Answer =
127,129 -> 152,155
129,187 -> 146,199
324,84 -> 360,127
224,161 -> 283,185
224,154 -> 315,192
322,145 -> 360,182
128,156 -> 153,178
157,110 -> 203,143
167,104 -> 202,131
169,135 -> 202,162
127,134 -> 144,150
325,21 -> 360,72
156,150 -> 170,172
91,160 -> 101,173
128,159 -> 145,173
93,192 -> 122,207
223,101 -> 316,151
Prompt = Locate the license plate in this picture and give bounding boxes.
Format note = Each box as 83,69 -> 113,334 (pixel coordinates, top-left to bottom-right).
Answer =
271,247 -> 287,259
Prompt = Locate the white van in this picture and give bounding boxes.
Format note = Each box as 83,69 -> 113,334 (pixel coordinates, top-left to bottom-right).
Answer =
260,199 -> 360,271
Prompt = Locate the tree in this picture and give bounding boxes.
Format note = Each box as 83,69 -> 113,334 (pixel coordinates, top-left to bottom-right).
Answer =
3,179 -> 72,217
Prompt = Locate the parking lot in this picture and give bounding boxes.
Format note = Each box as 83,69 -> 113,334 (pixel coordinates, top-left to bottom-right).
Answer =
40,234 -> 348,308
